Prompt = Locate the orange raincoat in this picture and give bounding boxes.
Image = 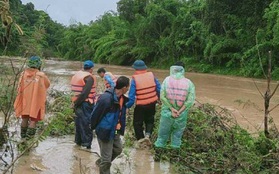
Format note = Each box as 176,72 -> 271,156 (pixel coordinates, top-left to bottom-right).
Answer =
14,68 -> 50,121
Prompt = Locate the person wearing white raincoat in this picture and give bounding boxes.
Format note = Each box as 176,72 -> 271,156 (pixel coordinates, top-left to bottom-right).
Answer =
154,61 -> 195,149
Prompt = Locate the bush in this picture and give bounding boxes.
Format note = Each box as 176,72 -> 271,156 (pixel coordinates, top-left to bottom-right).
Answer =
152,104 -> 279,173
38,91 -> 75,136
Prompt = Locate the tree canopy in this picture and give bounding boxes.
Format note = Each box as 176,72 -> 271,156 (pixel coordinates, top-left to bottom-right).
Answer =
1,0 -> 279,79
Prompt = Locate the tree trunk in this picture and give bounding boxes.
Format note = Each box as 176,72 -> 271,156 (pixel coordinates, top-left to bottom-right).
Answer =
264,51 -> 272,137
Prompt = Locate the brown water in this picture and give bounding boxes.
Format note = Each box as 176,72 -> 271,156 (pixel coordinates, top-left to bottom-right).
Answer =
11,59 -> 279,173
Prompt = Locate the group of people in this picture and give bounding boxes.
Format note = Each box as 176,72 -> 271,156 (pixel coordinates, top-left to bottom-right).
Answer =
14,56 -> 196,174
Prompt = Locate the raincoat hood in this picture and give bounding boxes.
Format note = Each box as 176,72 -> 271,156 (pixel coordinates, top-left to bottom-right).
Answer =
170,65 -> 185,79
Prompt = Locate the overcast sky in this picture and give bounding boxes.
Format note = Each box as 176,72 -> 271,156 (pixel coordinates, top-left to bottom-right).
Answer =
21,0 -> 119,25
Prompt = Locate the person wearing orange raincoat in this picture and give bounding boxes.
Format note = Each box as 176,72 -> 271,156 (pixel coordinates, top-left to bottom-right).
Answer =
14,56 -> 50,139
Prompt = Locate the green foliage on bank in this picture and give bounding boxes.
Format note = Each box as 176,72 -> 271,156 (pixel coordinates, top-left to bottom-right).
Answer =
37,91 -> 75,137
151,104 -> 279,173
56,0 -> 279,79
2,0 -> 279,79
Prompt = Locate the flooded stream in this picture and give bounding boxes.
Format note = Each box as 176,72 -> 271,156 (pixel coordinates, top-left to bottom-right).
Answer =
4,59 -> 279,173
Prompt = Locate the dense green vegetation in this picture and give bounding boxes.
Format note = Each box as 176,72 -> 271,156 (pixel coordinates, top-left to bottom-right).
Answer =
0,0 -> 64,57
1,0 -> 279,79
150,104 -> 279,173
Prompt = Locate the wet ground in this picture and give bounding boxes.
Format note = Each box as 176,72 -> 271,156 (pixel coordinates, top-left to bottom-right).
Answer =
4,58 -> 279,173
13,135 -> 172,174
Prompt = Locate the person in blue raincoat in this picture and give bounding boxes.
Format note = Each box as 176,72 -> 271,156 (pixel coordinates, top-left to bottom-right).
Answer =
91,76 -> 130,174
154,61 -> 195,149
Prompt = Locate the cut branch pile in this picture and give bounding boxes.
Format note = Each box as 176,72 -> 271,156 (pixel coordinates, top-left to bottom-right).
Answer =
151,103 -> 279,173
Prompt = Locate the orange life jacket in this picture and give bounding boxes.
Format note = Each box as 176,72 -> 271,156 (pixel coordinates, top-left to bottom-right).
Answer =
104,72 -> 117,88
132,71 -> 158,105
166,77 -> 190,107
71,70 -> 97,104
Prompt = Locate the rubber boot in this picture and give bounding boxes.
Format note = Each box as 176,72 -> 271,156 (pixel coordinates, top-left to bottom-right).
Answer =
21,127 -> 28,139
95,158 -> 101,167
99,161 -> 111,174
26,128 -> 36,140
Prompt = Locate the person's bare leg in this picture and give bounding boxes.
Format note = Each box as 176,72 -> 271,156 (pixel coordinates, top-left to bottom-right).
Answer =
21,117 -> 29,128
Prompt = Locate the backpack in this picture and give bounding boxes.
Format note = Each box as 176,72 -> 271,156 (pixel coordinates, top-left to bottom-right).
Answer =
91,92 -> 114,130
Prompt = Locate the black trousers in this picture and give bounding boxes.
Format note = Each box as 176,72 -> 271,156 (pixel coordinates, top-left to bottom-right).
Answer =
133,103 -> 156,140
74,102 -> 94,147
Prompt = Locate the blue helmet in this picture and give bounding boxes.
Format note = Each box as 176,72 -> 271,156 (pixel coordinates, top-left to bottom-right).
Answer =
132,60 -> 147,70
83,60 -> 94,69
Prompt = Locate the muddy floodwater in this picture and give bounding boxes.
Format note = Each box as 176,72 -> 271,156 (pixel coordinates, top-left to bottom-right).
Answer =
10,59 -> 279,173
